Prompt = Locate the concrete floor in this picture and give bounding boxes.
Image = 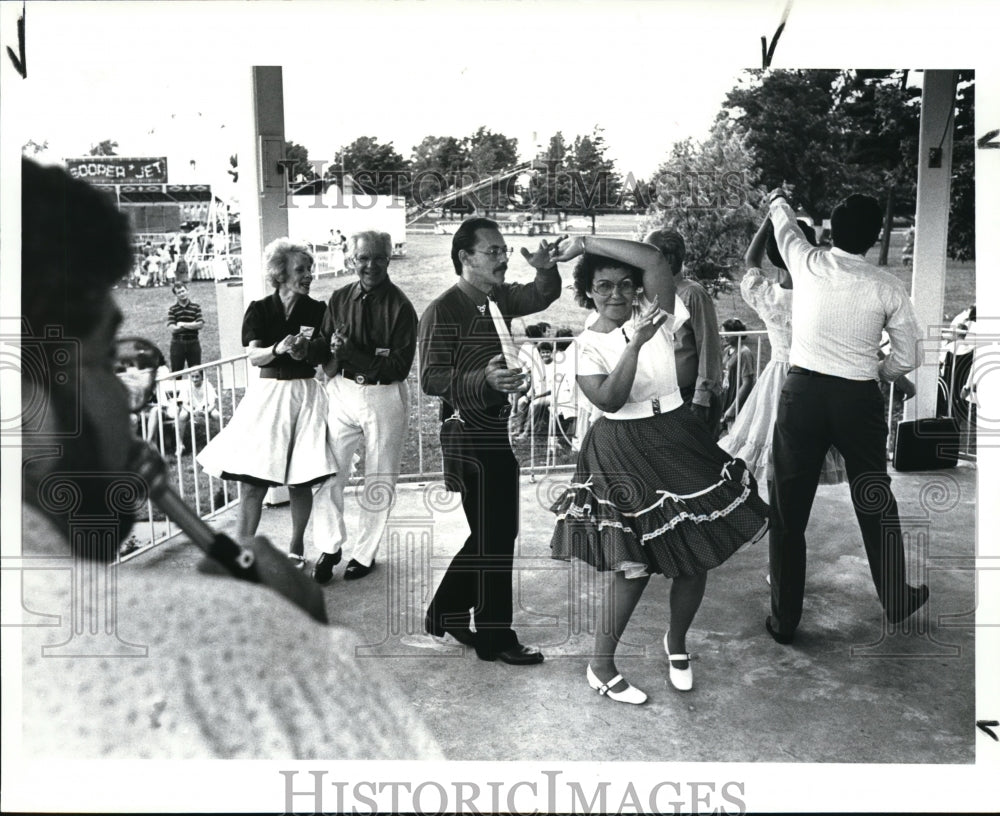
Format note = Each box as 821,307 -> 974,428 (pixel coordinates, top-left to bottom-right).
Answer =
137,460 -> 977,764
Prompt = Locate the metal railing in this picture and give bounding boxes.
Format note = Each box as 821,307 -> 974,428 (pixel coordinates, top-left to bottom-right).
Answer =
120,327 -> 977,559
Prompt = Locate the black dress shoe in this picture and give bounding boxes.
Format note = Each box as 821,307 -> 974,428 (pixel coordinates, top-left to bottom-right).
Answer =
886,583 -> 929,624
488,643 -> 545,665
765,616 -> 794,645
312,550 -> 342,585
344,558 -> 374,580
424,615 -> 477,646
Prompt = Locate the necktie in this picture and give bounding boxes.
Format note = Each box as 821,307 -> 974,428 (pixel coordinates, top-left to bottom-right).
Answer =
487,295 -> 522,406
487,295 -> 520,369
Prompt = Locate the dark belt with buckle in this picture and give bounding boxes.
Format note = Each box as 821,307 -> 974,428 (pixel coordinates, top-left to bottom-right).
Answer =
789,366 -> 867,383
339,368 -> 390,385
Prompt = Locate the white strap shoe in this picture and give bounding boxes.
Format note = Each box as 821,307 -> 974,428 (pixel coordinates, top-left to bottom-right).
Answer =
663,632 -> 693,692
586,664 -> 647,705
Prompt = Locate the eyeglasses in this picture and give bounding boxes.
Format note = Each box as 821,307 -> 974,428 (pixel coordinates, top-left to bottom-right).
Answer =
592,279 -> 640,297
469,246 -> 514,259
351,254 -> 390,265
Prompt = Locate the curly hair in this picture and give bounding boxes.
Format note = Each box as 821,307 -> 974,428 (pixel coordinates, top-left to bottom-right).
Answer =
572,253 -> 643,310
263,238 -> 314,289
766,219 -> 818,270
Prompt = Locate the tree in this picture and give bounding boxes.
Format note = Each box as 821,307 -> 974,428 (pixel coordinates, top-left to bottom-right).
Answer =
88,139 -> 119,156
22,139 -> 48,157
284,140 -> 316,183
836,70 -> 921,264
527,132 -> 575,217
409,135 -> 468,204
948,73 -> 975,261
338,136 -> 409,196
640,122 -> 764,297
565,127 -> 622,232
719,70 -> 846,219
463,127 -> 519,212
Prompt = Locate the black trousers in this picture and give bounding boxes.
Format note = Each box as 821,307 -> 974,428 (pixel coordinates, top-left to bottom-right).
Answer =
170,337 -> 202,372
427,422 -> 521,657
769,370 -> 909,633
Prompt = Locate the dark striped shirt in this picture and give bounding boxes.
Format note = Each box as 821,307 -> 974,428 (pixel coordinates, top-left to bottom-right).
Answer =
167,301 -> 203,339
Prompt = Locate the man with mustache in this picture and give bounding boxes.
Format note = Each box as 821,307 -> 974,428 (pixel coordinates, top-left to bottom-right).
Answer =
418,218 -> 561,665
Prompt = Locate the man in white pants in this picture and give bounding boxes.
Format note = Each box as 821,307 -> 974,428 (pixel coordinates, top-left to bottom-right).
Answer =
311,231 -> 418,582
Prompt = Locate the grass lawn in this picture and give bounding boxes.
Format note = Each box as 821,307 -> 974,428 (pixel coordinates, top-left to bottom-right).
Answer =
116,221 -> 976,481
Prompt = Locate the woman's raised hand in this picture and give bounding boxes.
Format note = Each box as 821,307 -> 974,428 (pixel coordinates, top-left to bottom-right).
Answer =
629,296 -> 668,347
549,235 -> 585,263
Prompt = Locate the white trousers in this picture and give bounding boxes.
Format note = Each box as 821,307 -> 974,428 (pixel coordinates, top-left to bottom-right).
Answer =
311,376 -> 409,566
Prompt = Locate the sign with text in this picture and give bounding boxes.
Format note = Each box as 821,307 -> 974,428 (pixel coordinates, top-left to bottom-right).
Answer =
65,156 -> 168,184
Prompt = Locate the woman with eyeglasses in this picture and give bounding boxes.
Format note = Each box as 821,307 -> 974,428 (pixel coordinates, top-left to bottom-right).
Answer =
549,235 -> 768,703
197,238 -> 336,567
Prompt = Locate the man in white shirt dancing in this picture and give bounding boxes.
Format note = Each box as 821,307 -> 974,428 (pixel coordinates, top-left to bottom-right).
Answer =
765,189 -> 928,644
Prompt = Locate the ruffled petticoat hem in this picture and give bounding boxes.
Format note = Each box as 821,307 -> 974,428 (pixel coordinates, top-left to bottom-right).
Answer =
550,458 -> 769,579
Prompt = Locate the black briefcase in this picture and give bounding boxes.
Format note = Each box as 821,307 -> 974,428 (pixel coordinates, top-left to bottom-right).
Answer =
892,417 -> 960,471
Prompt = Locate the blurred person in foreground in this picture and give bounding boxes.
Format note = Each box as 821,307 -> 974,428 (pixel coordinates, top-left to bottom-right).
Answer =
17,158 -> 441,760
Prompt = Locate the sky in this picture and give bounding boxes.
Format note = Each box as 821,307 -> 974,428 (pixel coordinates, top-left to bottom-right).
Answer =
2,1 -> 999,813
5,1 -> 808,184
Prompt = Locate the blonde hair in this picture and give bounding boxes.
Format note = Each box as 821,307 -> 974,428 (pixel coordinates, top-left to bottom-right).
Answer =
263,237 -> 314,289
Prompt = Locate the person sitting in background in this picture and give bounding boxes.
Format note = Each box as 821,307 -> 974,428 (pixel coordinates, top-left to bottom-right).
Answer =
720,317 -> 756,434
518,340 -> 556,442
17,157 -> 442,761
175,369 -> 221,452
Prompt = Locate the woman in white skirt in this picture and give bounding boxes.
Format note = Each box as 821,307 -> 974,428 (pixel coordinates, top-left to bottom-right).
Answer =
718,215 -> 847,488
197,238 -> 336,567
549,236 -> 768,703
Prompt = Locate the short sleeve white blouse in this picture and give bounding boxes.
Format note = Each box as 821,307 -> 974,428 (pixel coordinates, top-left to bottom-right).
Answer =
576,295 -> 689,411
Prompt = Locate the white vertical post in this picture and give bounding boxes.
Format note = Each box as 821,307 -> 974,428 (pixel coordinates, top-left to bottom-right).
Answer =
238,65 -> 289,307
910,70 -> 957,421
217,67 -> 290,383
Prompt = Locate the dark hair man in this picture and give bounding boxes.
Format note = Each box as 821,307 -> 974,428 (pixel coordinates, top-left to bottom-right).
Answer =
418,217 -> 561,665
765,188 -> 928,644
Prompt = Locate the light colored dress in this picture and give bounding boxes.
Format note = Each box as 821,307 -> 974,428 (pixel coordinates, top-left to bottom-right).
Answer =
718,268 -> 847,485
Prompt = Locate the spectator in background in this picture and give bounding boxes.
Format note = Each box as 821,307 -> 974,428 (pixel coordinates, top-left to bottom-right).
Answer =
176,369 -> 221,452
938,304 -> 976,422
720,318 -> 755,435
644,229 -> 724,435
167,282 -> 204,371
